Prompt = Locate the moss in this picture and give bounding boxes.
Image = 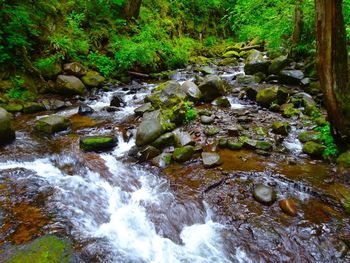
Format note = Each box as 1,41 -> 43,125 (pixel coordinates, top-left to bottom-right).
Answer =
80,136 -> 117,151
337,151 -> 350,168
173,146 -> 194,162
6,235 -> 73,263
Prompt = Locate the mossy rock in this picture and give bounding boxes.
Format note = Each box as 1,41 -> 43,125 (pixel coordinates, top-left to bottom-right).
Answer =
81,71 -> 105,87
35,115 -> 70,135
134,103 -> 153,116
218,58 -> 238,66
281,103 -> 301,118
80,135 -> 118,151
5,235 -> 73,263
302,141 -> 326,157
56,75 -> 86,96
198,75 -> 226,102
222,50 -> 240,58
0,107 -> 16,145
256,141 -> 273,151
151,132 -> 175,149
189,56 -> 210,65
256,86 -> 280,107
3,103 -> 23,113
40,62 -> 62,79
204,126 -> 220,136
337,151 -> 350,168
298,131 -> 321,143
173,146 -> 194,162
271,121 -> 290,136
213,97 -> 231,108
151,153 -> 173,168
227,139 -> 243,150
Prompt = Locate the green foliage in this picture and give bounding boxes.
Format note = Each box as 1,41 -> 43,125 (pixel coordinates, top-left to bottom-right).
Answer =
34,53 -> 63,72
5,76 -> 36,101
88,52 -> 116,77
184,101 -> 197,123
315,123 -> 339,159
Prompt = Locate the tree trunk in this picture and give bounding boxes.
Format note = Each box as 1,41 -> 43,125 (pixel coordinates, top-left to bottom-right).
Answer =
292,0 -> 304,44
316,0 -> 350,142
123,0 -> 142,20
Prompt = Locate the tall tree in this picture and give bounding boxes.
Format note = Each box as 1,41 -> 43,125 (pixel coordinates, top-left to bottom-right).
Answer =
123,0 -> 142,20
315,0 -> 350,143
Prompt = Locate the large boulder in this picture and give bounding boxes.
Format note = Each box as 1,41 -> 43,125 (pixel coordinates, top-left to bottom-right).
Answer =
56,75 -> 86,96
182,81 -> 202,101
0,107 -> 15,145
198,75 -> 226,102
136,118 -> 165,147
244,49 -> 271,75
256,86 -> 289,107
35,115 -> 70,134
279,70 -> 304,85
80,135 -> 118,151
81,71 -> 105,87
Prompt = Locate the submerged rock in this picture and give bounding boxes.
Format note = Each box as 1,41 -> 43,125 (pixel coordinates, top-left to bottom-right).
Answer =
35,115 -> 70,134
302,141 -> 326,157
201,152 -> 223,168
198,75 -> 226,102
80,135 -> 118,151
56,75 -> 86,96
136,118 -> 165,147
253,184 -> 277,205
0,107 -> 16,145
279,199 -> 297,216
173,145 -> 194,162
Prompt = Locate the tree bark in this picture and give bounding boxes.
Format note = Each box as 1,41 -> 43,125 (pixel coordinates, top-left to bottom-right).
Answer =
123,0 -> 142,20
292,0 -> 304,44
316,0 -> 350,142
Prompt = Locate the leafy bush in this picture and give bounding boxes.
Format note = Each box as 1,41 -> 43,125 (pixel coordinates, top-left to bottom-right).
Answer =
5,76 -> 36,100
88,52 -> 116,77
315,123 -> 339,159
184,101 -> 197,123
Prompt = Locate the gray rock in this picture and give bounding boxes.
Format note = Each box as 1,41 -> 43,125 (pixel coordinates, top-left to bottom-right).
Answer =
201,152 -> 223,168
64,62 -> 87,76
136,118 -> 165,147
213,97 -> 231,108
174,131 -> 195,147
151,132 -> 175,149
182,81 -> 202,101
279,70 -> 304,85
78,105 -> 94,115
151,153 -> 173,168
56,75 -> 86,96
200,115 -> 215,125
198,75 -> 226,102
0,107 -> 15,145
134,103 -> 153,116
138,145 -> 161,162
268,55 -> 290,74
253,184 -> 277,205
173,146 -> 194,162
244,49 -> 271,75
81,71 -> 105,87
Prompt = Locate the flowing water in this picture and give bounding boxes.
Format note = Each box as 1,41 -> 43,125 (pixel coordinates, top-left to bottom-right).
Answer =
0,67 -> 350,262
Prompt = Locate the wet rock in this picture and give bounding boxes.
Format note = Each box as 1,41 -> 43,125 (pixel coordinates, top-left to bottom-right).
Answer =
200,115 -> 215,125
227,124 -> 243,136
80,135 -> 118,151
218,138 -> 228,148
0,107 -> 15,145
337,151 -> 350,168
268,55 -> 290,74
134,103 -> 153,116
213,97 -> 231,108
56,75 -> 86,96
151,132 -> 175,149
199,66 -> 215,75
279,199 -> 297,216
256,141 -> 273,151
182,81 -> 202,101
204,126 -> 220,136
78,105 -> 94,115
242,138 -> 258,149
298,131 -> 321,143
244,49 -> 271,75
22,102 -> 46,114
174,131 -> 195,147
136,118 -> 165,147
102,106 -> 119,112
173,146 -> 194,162
198,75 -> 226,102
81,70 -> 105,87
253,184 -> 277,205
272,121 -> 291,136
256,86 -> 289,107
110,95 -> 124,107
202,152 -> 223,168
138,145 -> 161,161
279,70 -> 304,85
3,235 -> 73,262
266,74 -> 280,83
302,141 -> 326,157
42,99 -> 66,111
35,115 -> 70,134
64,62 -> 87,76
227,139 -> 243,150
236,75 -> 261,85
145,81 -> 186,108
151,153 -> 173,168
